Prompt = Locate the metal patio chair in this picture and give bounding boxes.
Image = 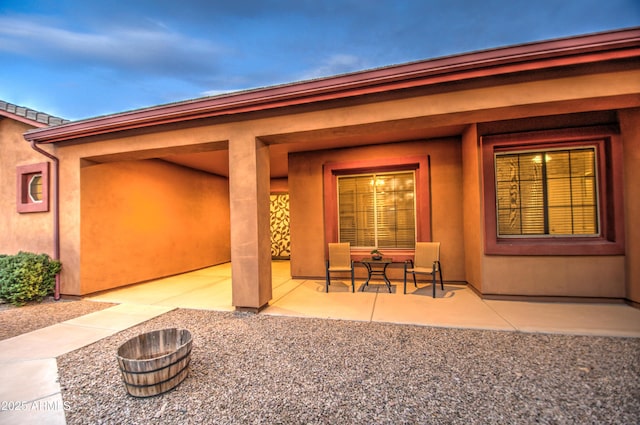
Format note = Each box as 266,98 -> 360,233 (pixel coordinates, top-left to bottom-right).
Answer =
325,242 -> 355,292
403,242 -> 444,298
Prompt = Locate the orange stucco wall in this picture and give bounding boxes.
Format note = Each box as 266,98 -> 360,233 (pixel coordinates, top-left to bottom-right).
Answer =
289,139 -> 465,281
619,108 -> 640,305
482,256 -> 625,298
0,118 -> 54,256
270,178 -> 288,193
79,159 -> 230,294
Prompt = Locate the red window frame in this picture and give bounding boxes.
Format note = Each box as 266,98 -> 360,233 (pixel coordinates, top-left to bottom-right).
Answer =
16,162 -> 50,213
481,126 -> 624,255
323,156 -> 431,261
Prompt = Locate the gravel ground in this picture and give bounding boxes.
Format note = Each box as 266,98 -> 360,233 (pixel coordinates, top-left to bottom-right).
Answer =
57,309 -> 640,425
0,298 -> 115,341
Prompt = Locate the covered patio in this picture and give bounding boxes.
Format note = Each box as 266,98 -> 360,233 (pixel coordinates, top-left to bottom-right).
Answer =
88,261 -> 640,337
18,29 -> 640,310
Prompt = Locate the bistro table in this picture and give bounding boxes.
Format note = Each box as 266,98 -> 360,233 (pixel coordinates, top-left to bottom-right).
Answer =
358,257 -> 393,293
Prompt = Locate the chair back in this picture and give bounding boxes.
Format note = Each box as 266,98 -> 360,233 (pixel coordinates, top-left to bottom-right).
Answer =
328,242 -> 351,268
414,242 -> 440,268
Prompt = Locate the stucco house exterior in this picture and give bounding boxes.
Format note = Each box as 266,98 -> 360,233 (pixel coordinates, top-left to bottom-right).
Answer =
7,28 -> 640,311
0,101 -> 68,258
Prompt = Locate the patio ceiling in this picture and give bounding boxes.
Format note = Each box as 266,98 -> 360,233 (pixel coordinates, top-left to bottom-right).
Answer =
160,121 -> 467,178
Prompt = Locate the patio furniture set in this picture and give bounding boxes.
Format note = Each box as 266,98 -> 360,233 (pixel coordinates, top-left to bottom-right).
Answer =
325,242 -> 444,298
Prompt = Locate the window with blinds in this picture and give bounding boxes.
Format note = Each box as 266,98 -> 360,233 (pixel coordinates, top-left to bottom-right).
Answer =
337,171 -> 416,248
495,147 -> 599,236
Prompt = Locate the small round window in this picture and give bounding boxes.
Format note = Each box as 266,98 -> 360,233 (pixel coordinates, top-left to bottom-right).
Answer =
28,174 -> 43,203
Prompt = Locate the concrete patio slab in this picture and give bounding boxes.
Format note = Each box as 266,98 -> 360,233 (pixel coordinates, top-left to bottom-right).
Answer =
85,262 -> 640,338
88,267 -> 234,307
271,279 -> 303,303
484,299 -> 640,337
373,284 -> 515,330
154,279 -> 234,310
88,275 -> 216,305
264,279 -> 378,321
190,263 -> 232,277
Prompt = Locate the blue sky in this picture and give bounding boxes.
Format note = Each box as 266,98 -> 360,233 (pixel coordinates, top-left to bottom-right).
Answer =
1,0 -> 638,121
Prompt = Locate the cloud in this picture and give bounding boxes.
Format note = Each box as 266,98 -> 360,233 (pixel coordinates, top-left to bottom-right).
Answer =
197,53 -> 371,98
200,88 -> 246,97
2,0 -> 637,121
300,54 -> 369,80
0,16 -> 225,79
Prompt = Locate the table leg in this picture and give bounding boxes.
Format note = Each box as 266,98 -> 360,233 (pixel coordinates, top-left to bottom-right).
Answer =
360,263 -> 392,293
361,263 -> 373,291
382,263 -> 392,293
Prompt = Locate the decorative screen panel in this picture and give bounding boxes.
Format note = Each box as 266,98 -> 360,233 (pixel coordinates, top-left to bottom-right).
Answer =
270,193 -> 290,259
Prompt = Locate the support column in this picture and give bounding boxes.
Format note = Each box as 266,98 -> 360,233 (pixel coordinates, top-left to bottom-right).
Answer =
228,134 -> 272,311
461,124 -> 483,292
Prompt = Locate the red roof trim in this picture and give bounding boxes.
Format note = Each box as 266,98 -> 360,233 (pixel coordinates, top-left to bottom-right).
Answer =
24,27 -> 640,144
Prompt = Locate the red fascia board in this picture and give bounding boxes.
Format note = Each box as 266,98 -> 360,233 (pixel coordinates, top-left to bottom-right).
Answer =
24,28 -> 640,145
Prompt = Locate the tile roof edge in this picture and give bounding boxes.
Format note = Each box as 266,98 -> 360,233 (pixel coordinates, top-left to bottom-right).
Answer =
0,100 -> 69,127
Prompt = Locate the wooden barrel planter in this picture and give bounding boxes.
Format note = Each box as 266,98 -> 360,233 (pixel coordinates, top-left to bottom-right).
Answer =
116,328 -> 192,397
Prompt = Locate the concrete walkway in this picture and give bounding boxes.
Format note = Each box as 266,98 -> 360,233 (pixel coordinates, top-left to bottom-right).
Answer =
0,304 -> 174,425
2,261 -> 640,425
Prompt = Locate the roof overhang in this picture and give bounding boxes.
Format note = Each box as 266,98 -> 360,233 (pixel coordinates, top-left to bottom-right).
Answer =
24,27 -> 640,145
0,109 -> 48,128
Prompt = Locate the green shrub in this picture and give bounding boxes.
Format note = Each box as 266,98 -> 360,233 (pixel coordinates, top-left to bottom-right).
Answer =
0,252 -> 61,306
